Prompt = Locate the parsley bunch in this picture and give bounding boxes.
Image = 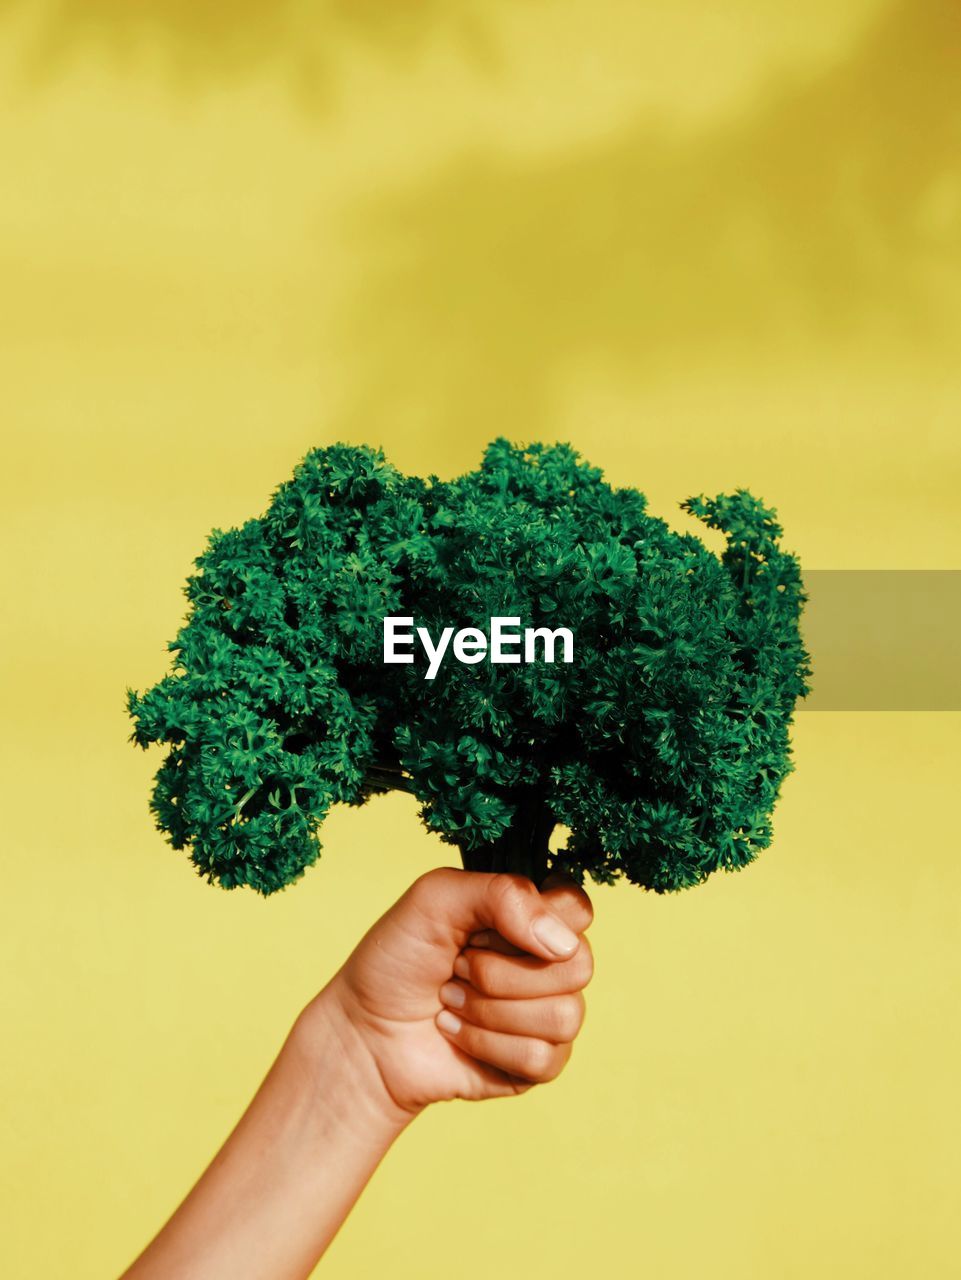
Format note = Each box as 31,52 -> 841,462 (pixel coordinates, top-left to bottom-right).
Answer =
127,440 -> 809,893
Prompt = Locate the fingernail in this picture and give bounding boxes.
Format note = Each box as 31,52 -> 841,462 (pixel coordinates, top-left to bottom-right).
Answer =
469,930 -> 491,948
440,981 -> 466,1009
436,1009 -> 461,1035
453,954 -> 470,980
531,914 -> 578,958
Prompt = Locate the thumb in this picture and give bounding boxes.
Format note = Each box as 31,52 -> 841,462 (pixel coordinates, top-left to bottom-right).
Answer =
539,871 -> 594,936
467,873 -> 594,954
408,868 -> 581,961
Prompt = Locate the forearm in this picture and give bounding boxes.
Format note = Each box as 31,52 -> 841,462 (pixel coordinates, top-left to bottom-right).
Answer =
121,990 -> 414,1280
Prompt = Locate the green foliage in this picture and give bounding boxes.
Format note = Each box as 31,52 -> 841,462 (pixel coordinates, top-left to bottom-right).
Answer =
127,440 -> 810,894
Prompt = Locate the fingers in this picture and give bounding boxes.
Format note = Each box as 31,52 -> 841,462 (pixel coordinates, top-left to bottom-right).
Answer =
539,872 -> 594,936
431,871 -> 594,1088
466,874 -> 593,954
435,1009 -> 574,1084
464,929 -> 524,956
453,935 -> 594,999
439,981 -> 585,1043
407,868 -> 581,962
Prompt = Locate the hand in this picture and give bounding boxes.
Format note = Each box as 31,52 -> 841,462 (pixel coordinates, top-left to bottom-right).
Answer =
301,867 -> 594,1118
121,867 -> 594,1279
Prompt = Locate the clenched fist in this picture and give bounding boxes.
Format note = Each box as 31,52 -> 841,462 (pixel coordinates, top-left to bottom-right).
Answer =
300,867 -> 595,1116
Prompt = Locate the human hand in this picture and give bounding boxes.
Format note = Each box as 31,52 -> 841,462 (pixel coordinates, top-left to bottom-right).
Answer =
298,868 -> 594,1121
120,868 -> 593,1279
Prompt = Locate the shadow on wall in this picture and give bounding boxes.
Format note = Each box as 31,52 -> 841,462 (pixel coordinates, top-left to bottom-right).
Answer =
0,0 -> 518,105
333,0 -> 961,446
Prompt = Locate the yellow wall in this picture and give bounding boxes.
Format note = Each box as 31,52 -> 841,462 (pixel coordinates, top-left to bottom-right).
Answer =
2,2 -> 959,1276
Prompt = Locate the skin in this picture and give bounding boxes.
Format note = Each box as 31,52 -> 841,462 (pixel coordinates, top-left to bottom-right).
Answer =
120,867 -> 594,1280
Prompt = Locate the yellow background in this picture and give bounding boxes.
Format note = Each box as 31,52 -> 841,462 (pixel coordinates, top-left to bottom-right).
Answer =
2,2 -> 959,1276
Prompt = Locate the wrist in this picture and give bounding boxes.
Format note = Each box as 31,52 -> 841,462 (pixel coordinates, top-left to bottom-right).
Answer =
290,983 -> 420,1143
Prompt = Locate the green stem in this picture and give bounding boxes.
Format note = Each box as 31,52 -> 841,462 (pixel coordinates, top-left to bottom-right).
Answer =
363,766 -> 413,794
232,785 -> 259,818
460,799 -> 554,884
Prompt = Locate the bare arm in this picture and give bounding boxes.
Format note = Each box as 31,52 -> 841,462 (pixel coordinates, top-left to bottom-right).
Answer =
121,997 -> 409,1279
120,869 -> 594,1279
